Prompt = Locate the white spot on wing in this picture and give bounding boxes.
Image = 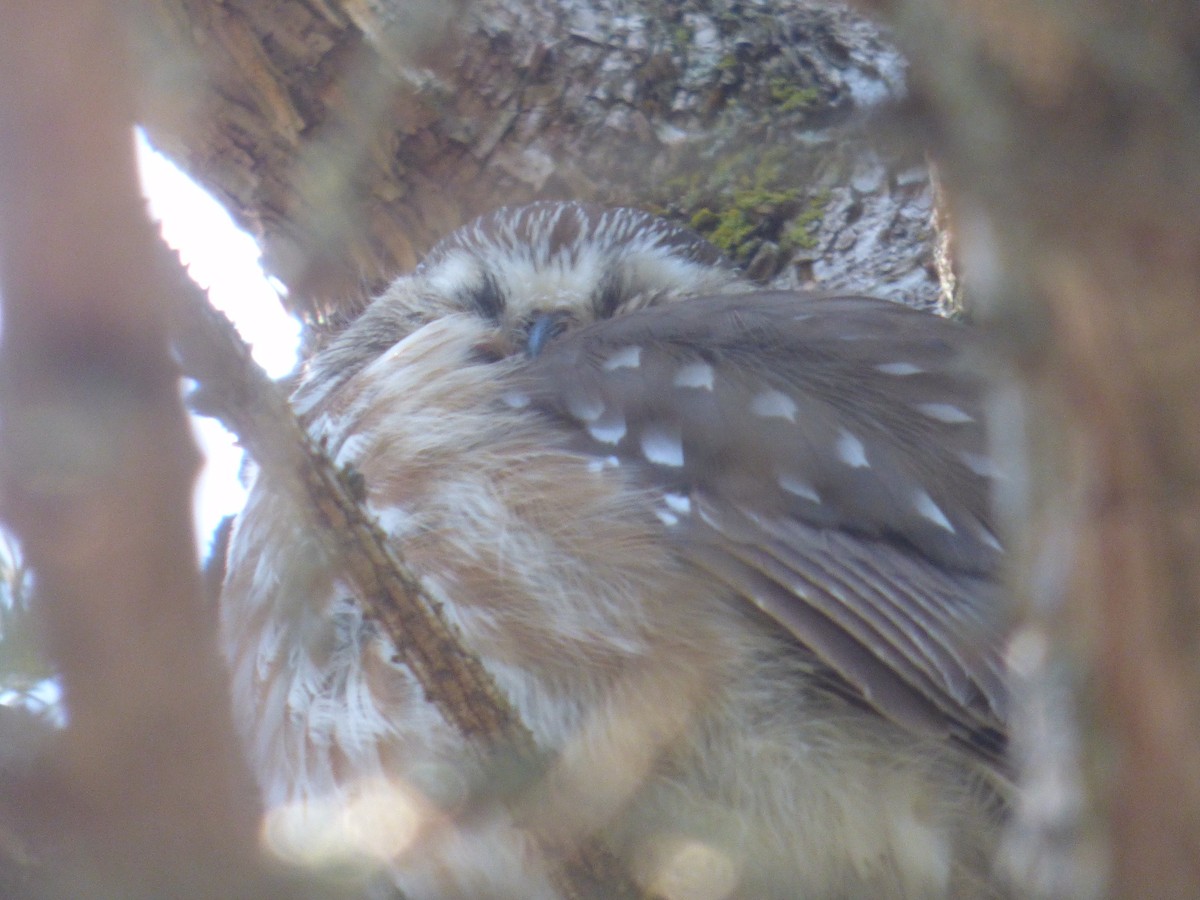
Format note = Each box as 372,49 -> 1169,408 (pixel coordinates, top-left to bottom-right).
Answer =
876,361 -> 924,376
835,429 -> 870,468
602,345 -> 642,371
978,524 -> 1004,552
959,451 -> 999,478
916,402 -> 973,424
588,415 -> 627,445
673,362 -> 714,390
694,504 -> 727,534
587,455 -> 621,474
663,492 -> 691,514
641,424 -> 684,467
914,489 -> 956,532
779,474 -> 820,503
751,389 -> 797,422
566,391 -> 605,423
655,509 -> 680,526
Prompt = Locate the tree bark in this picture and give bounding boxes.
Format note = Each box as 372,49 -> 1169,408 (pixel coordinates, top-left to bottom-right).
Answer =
140,0 -> 943,318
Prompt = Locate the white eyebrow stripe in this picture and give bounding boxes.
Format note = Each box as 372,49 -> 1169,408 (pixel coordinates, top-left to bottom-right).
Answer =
916,402 -> 974,424
601,345 -> 642,371
673,361 -> 715,390
914,489 -> 956,532
751,389 -> 798,422
835,429 -> 870,468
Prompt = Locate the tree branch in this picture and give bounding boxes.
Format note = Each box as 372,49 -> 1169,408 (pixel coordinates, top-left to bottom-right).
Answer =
0,3 -> 265,895
172,266 -> 528,744
169,257 -> 639,897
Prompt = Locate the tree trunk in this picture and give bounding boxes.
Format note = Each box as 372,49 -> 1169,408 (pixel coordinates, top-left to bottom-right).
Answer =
140,0 -> 943,317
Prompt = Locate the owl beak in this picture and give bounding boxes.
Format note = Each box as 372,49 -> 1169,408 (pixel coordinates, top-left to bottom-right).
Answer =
524,310 -> 572,358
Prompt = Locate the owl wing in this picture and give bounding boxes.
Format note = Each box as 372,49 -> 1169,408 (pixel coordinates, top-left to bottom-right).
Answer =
513,293 -> 1008,765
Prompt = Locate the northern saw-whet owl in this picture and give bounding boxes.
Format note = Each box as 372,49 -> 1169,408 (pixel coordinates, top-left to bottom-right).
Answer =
221,201 -> 1010,899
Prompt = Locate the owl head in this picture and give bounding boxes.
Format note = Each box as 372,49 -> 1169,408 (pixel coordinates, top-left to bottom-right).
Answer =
295,203 -> 744,410
276,199 -> 1006,778
415,202 -> 742,330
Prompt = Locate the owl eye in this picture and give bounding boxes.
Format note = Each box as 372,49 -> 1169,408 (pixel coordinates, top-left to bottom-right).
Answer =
465,273 -> 506,323
468,335 -> 512,365
591,276 -> 624,320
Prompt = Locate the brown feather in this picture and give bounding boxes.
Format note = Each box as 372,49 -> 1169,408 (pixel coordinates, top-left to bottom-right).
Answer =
514,292 -> 1008,767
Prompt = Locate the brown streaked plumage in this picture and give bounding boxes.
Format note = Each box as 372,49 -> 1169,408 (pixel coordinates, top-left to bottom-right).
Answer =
221,201 -> 1011,899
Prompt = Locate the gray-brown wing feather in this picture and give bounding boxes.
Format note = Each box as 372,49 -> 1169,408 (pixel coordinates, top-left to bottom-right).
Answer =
512,292 -> 1008,765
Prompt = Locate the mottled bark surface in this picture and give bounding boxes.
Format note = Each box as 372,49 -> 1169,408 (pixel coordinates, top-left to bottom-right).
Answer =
141,0 -> 943,318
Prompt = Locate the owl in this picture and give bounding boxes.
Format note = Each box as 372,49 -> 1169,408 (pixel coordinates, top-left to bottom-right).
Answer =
220,202 -> 1010,899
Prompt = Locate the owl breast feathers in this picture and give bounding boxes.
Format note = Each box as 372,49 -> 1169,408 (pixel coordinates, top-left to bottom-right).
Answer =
221,201 -> 1011,899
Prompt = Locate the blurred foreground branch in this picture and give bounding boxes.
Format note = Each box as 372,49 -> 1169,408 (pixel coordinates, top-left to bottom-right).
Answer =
172,275 -> 527,745
169,241 -> 640,899
864,1 -> 1200,896
0,3 -> 267,896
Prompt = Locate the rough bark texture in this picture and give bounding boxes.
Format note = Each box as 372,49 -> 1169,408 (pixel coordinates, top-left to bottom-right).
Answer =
140,0 -> 943,320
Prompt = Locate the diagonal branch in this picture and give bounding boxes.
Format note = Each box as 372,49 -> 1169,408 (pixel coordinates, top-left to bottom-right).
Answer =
168,258 -> 641,898
171,259 -> 526,744
0,3 -> 274,896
